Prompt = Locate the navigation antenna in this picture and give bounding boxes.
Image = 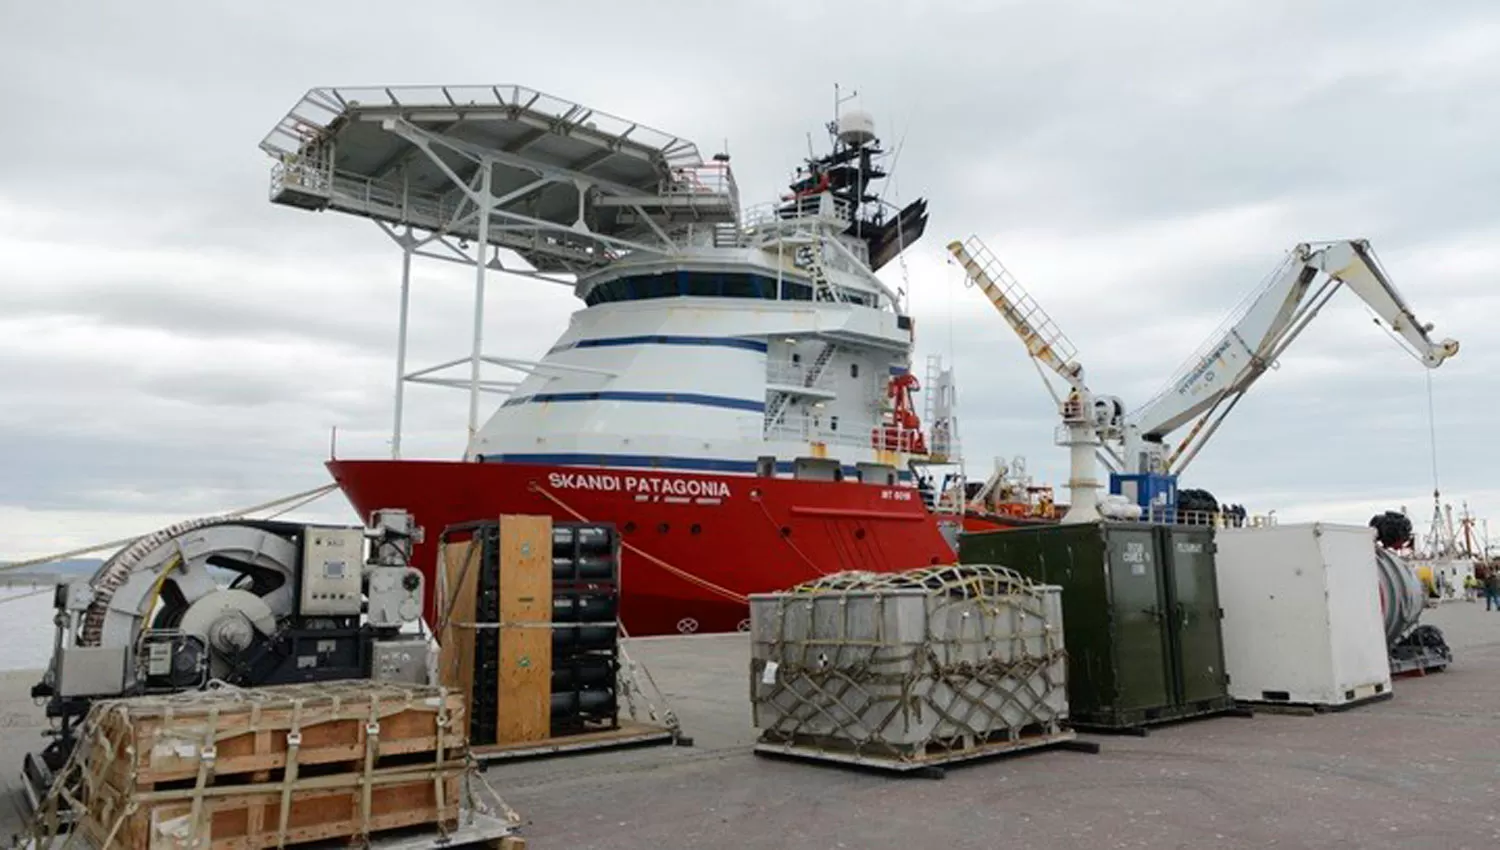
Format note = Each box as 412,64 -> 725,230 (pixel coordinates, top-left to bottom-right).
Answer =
831,83 -> 862,239
831,83 -> 859,142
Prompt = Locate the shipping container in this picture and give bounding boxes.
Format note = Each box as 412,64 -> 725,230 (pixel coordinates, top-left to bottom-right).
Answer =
1216,523 -> 1392,707
958,521 -> 1236,732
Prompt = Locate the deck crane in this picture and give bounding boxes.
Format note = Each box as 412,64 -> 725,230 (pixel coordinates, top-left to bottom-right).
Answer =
947,236 -> 1459,524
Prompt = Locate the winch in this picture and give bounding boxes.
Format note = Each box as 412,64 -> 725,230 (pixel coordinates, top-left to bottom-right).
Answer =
22,508 -> 431,817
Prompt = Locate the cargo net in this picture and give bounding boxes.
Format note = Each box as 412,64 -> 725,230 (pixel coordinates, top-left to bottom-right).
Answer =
752,564 -> 1068,762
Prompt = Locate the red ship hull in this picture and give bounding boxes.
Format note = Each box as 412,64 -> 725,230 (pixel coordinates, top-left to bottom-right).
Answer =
327,459 -> 959,636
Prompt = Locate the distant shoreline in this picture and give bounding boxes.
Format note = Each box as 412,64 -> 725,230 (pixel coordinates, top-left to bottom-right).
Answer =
0,573 -> 71,589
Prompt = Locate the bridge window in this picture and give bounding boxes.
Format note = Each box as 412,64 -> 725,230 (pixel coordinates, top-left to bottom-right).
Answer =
584,271 -> 784,306
782,281 -> 813,301
581,270 -> 877,307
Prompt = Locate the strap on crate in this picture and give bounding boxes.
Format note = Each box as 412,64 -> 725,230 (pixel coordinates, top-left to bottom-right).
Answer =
98,800 -> 139,850
186,705 -> 219,850
433,686 -> 450,835
359,700 -> 382,842
275,700 -> 305,850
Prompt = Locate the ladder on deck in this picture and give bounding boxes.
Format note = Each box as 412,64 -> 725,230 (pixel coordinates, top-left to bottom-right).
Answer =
765,342 -> 838,430
796,239 -> 842,303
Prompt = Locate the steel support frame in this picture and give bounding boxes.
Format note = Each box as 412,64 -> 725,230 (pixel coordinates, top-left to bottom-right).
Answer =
370,118 -> 699,458
381,118 -> 682,261
372,220 -> 622,458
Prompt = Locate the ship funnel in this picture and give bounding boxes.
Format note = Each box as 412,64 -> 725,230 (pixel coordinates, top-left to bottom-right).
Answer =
837,110 -> 876,146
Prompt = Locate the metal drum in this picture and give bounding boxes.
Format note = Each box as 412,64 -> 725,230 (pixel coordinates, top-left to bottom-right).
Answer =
1375,547 -> 1425,645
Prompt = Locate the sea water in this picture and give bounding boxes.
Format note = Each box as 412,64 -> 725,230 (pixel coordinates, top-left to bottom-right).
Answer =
0,586 -> 64,672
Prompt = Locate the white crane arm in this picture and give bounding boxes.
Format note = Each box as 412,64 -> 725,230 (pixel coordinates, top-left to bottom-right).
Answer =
1131,239 -> 1458,468
1313,240 -> 1459,367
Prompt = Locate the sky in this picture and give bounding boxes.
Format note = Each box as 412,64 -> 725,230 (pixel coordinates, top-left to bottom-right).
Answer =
1,1 -> 1496,560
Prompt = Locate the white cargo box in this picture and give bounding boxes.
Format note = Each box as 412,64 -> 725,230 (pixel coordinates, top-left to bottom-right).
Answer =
1216,523 -> 1392,708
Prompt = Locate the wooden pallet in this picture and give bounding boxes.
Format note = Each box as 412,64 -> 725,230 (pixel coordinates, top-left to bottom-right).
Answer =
753,724 -> 1095,778
69,791 -> 529,850
1236,688 -> 1395,715
1066,697 -> 1253,737
471,719 -> 679,763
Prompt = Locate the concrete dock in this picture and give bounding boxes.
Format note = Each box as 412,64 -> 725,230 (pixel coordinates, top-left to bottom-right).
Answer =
3,602 -> 1497,848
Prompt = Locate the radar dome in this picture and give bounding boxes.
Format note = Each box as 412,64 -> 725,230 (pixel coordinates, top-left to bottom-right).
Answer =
837,110 -> 876,146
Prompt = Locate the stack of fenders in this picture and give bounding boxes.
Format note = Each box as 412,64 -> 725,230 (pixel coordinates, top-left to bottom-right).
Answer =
465,520 -> 621,747
959,521 -> 1242,734
549,523 -> 622,734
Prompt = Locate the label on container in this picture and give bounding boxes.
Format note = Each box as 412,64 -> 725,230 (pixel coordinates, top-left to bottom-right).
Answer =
760,661 -> 779,685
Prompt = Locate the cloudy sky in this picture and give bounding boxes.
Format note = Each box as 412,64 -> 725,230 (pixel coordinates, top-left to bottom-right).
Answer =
2,1 -> 1496,560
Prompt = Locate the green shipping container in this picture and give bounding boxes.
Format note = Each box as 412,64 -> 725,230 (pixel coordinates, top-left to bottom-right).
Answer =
958,521 -> 1234,732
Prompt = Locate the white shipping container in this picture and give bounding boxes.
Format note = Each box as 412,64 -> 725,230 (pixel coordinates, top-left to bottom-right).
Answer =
1216,523 -> 1392,707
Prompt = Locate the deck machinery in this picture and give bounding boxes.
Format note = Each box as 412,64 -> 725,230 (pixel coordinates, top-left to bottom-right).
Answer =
22,509 -> 431,820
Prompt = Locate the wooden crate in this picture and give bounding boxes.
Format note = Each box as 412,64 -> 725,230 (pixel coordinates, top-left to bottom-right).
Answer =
80,767 -> 462,850
69,681 -> 470,850
438,515 -> 553,747
86,680 -> 466,788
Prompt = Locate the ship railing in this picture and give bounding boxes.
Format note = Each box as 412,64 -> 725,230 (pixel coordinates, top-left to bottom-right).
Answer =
662,162 -> 740,214
270,159 -> 331,198
269,162 -> 620,266
870,426 -> 927,455
260,84 -> 704,170
932,490 -> 969,515
741,194 -> 855,235
758,416 -> 876,450
765,361 -> 838,391
1120,507 -> 1278,528
269,159 -> 465,222
712,222 -> 745,248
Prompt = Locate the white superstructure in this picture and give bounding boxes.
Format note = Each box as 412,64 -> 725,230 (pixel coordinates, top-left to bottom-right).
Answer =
261,84 -> 941,486
471,195 -> 922,482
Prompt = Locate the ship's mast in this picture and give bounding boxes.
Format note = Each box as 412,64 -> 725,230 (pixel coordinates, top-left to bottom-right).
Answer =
779,88 -> 925,276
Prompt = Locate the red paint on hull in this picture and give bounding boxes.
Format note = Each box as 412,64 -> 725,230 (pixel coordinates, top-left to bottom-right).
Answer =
327,459 -> 956,636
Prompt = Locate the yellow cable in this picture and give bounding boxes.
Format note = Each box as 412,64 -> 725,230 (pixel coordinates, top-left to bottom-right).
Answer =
134,554 -> 183,653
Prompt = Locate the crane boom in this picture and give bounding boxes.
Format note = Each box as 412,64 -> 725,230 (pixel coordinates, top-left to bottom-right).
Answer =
947,232 -> 1458,524
1130,240 -> 1459,473
946,237 -> 1084,393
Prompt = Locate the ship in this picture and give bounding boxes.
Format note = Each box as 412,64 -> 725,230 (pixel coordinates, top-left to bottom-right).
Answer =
261,84 -> 1023,636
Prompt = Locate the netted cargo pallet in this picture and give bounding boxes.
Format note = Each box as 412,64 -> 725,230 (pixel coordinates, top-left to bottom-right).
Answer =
749,564 -> 1096,776
26,681 -> 522,850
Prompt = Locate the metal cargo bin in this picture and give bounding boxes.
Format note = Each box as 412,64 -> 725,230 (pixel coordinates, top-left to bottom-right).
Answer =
749,565 -> 1070,768
1216,523 -> 1392,707
959,521 -> 1235,732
